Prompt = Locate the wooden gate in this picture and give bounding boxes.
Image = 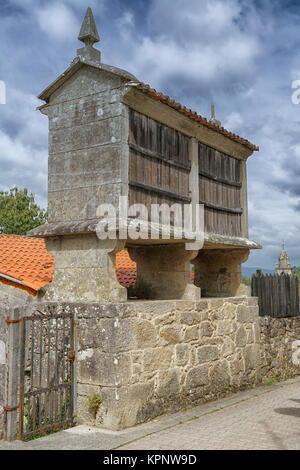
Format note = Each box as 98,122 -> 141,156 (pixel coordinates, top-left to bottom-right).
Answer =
19,309 -> 75,440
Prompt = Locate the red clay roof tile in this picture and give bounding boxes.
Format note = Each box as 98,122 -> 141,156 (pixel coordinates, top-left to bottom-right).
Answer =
0,234 -> 54,293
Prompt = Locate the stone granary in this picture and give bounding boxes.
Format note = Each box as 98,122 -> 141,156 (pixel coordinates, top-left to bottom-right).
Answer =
29,7 -> 260,302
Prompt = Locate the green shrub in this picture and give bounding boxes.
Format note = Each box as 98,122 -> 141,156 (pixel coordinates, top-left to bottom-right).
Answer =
88,392 -> 102,417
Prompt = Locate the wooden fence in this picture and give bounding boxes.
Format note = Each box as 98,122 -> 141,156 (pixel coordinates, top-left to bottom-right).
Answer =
251,271 -> 299,317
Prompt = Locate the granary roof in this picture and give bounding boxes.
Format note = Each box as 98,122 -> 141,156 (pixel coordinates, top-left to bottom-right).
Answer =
37,57 -> 258,152
37,6 -> 258,153
37,57 -> 139,102
132,83 -> 259,152
0,235 -> 54,296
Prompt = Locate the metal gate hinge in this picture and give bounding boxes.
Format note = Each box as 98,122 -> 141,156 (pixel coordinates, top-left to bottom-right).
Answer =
5,316 -> 22,324
3,405 -> 19,412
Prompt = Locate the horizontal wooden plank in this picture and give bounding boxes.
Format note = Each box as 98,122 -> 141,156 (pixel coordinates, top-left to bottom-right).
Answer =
199,200 -> 243,215
199,169 -> 242,188
129,180 -> 191,203
129,142 -> 191,171
129,109 -> 191,168
198,142 -> 241,183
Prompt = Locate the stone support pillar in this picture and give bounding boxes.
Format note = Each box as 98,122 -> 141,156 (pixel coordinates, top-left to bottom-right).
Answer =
40,235 -> 127,302
128,244 -> 200,300
193,248 -> 249,297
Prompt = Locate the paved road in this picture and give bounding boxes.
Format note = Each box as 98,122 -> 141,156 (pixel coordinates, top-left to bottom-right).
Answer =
120,379 -> 300,450
1,377 -> 300,450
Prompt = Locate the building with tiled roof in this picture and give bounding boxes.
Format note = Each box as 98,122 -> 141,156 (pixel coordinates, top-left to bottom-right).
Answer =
0,235 -> 54,297
115,250 -> 137,288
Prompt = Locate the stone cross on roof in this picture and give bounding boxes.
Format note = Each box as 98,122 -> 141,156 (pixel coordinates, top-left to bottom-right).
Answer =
210,104 -> 221,127
77,7 -> 101,63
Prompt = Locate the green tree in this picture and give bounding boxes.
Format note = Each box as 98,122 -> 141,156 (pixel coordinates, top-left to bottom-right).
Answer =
0,187 -> 47,235
292,266 -> 300,279
242,276 -> 251,286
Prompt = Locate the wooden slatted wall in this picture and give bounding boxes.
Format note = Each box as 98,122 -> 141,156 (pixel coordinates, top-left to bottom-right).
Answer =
198,143 -> 242,237
128,110 -> 243,238
129,110 -> 191,220
252,272 -> 299,317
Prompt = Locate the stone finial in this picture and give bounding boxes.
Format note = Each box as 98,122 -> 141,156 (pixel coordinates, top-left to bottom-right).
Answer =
210,104 -> 221,127
77,7 -> 101,63
78,7 -> 100,45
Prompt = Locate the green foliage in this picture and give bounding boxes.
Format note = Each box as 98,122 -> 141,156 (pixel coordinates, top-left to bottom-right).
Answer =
242,276 -> 251,287
23,391 -> 72,441
292,266 -> 300,280
0,187 -> 47,235
292,267 -> 300,296
88,392 -> 102,417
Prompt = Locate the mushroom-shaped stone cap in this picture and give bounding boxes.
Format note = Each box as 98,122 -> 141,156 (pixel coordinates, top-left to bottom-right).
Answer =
78,7 -> 100,45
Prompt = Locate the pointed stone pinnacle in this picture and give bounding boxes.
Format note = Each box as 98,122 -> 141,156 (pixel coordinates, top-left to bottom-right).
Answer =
77,7 -> 101,63
78,7 -> 100,45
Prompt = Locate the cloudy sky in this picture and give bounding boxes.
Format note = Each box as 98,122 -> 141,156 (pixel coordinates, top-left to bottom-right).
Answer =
0,0 -> 300,268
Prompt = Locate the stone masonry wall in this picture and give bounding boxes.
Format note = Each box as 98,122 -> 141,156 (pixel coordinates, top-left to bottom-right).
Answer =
74,299 -> 300,430
260,316 -> 300,382
59,297 -> 260,430
45,66 -> 130,225
1,297 -> 300,438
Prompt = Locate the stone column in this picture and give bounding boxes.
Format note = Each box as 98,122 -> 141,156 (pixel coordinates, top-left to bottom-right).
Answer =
128,244 -> 200,300
193,248 -> 249,297
40,235 -> 127,302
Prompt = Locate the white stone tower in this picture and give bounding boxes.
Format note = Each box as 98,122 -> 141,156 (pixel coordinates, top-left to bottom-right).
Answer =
276,241 -> 292,275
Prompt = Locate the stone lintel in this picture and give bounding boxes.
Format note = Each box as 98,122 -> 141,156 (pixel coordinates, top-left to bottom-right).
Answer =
28,221 -> 261,251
